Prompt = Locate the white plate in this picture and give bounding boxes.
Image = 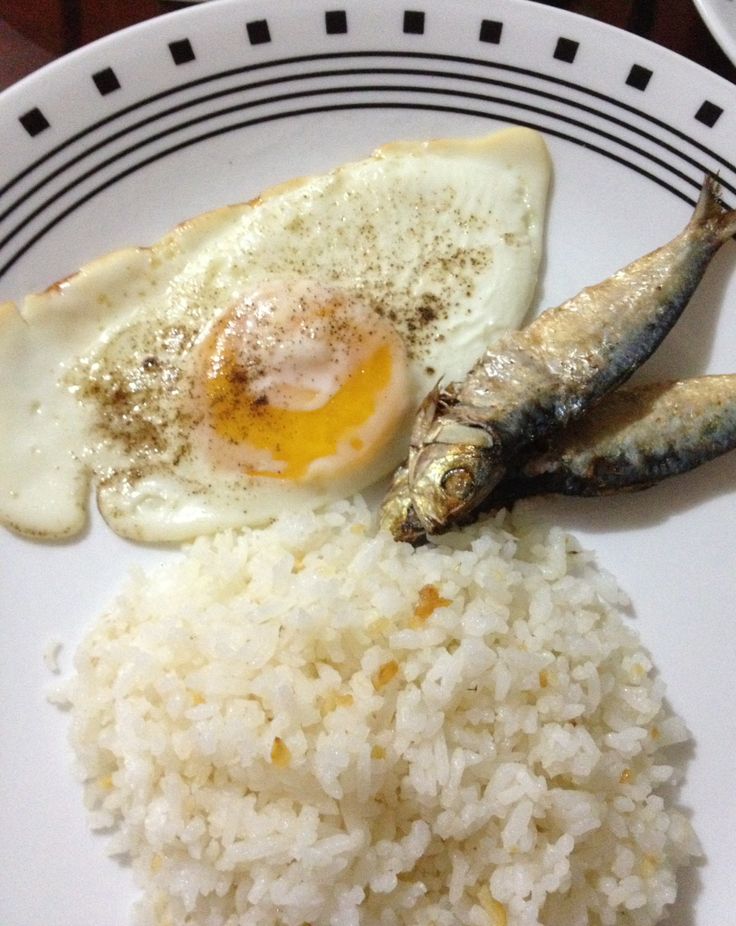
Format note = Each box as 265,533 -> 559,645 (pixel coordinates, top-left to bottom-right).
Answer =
1,1 -> 734,923
694,0 -> 736,66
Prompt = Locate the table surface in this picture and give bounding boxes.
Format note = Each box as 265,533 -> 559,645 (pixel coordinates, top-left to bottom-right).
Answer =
1,0 -> 735,92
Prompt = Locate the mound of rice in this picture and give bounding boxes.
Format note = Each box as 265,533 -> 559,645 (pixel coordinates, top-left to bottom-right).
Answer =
55,497 -> 699,926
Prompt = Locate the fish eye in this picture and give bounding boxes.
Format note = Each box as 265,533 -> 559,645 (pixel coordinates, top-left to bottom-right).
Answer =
440,466 -> 475,500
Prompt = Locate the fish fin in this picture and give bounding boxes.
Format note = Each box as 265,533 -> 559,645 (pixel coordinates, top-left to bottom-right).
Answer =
693,173 -> 736,242
409,386 -> 443,446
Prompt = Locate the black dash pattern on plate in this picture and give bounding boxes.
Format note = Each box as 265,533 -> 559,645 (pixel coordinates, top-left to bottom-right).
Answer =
403,10 -> 425,34
19,107 -> 50,137
554,37 -> 579,63
479,19 -> 503,45
247,19 -> 271,45
169,38 -> 196,65
92,67 -> 121,96
325,10 -> 348,35
695,100 -> 723,127
626,64 -> 653,91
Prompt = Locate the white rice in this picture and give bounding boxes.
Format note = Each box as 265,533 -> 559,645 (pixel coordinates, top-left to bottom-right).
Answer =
55,496 -> 699,926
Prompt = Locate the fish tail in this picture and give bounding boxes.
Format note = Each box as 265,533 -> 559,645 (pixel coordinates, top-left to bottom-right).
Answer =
692,174 -> 736,242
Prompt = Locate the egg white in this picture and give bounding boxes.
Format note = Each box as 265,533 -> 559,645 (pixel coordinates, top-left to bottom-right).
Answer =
0,127 -> 550,542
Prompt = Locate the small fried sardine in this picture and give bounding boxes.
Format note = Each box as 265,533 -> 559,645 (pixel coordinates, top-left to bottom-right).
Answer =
382,175 -> 736,543
485,375 -> 736,505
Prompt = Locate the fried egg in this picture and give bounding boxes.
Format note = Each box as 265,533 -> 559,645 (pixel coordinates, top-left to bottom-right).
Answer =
0,127 -> 550,541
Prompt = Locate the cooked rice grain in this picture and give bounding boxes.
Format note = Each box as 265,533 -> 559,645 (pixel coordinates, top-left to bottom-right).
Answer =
57,497 -> 699,926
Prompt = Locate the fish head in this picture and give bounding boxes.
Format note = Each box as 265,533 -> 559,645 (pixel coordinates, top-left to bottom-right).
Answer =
379,464 -> 428,545
408,425 -> 503,535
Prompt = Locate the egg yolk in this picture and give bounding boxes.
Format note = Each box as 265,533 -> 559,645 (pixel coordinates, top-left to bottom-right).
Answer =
198,281 -> 410,482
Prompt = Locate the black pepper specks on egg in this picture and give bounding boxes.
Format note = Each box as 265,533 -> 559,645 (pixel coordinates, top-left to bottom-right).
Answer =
66,321 -> 201,464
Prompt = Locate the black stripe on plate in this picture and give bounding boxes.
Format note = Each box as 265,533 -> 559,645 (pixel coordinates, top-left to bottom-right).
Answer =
6,62 -> 728,224
0,80 -> 719,278
0,74 -> 722,258
0,76 -> 708,256
1,99 -> 707,283
6,51 -> 730,198
3,52 -> 732,211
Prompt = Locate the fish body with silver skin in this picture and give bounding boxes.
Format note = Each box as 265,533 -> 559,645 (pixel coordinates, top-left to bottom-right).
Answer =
486,375 -> 736,504
382,176 -> 736,543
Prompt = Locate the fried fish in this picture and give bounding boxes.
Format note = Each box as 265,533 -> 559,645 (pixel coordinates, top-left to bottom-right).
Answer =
382,176 -> 736,543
